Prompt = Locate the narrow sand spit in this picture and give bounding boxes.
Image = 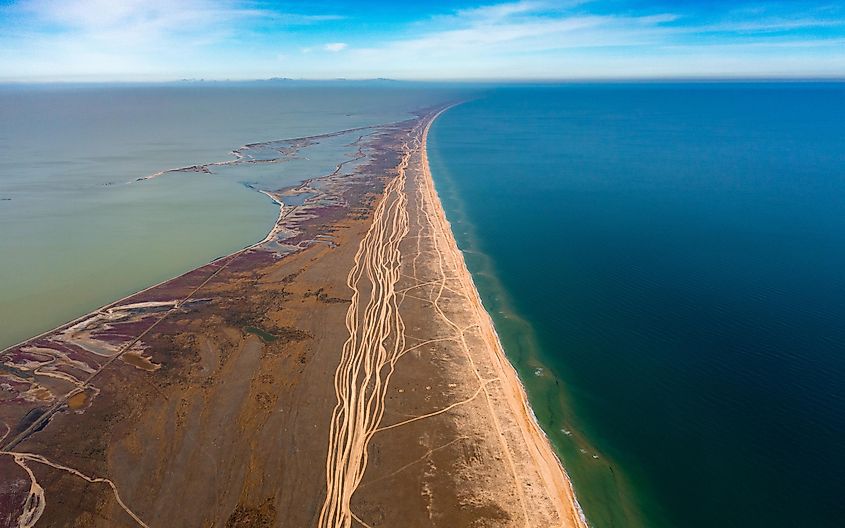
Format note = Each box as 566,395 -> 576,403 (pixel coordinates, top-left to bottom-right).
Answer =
0,108 -> 588,527
413,111 -> 588,527
319,108 -> 588,527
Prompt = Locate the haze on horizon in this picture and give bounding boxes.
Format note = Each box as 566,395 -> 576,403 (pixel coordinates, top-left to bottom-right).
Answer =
1,0 -> 844,82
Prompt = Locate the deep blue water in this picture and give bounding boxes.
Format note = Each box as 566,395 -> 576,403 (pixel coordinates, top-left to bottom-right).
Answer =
428,83 -> 845,527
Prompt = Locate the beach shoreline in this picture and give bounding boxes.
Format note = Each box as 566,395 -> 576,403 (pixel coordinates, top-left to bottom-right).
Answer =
418,110 -> 589,527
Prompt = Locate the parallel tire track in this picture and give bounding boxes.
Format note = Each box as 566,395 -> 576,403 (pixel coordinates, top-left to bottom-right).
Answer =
318,129 -> 419,528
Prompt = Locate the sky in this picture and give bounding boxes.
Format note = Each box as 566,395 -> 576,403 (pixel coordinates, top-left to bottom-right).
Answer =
0,0 -> 844,81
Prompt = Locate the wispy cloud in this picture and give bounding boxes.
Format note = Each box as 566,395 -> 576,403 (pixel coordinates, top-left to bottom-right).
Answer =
11,0 -> 342,29
324,42 -> 348,52
0,0 -> 343,79
0,0 -> 843,80
336,1 -> 845,78
453,0 -> 549,20
351,2 -> 679,60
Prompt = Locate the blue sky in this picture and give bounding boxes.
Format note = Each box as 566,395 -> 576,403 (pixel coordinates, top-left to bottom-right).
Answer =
1,0 -> 844,81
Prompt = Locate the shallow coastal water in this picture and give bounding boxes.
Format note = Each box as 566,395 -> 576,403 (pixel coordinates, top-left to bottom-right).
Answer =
0,84 -> 454,348
428,83 -> 845,527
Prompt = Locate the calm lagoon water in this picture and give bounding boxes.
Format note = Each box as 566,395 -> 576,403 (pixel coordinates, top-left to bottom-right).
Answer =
0,84 -> 454,348
428,83 -> 845,527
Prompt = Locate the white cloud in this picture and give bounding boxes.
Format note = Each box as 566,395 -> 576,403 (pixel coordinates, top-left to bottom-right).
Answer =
454,0 -> 546,21
0,0 -> 343,80
334,1 -> 843,79
323,42 -> 348,52
13,0 -> 263,37
698,17 -> 845,34
299,44 -> 349,54
1,0 -> 843,81
352,2 -> 678,59
12,0 -> 342,29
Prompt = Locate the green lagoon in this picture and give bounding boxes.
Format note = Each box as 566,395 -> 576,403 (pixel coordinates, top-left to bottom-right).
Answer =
0,84 -> 453,348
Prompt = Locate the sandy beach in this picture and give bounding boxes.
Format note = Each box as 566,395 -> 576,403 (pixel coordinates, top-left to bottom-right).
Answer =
417,112 -> 587,527
386,110 -> 588,526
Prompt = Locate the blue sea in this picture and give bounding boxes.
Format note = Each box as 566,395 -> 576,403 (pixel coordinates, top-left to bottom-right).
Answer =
428,83 -> 845,527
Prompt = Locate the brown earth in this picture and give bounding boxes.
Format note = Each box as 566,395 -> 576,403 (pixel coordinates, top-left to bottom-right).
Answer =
0,108 -> 586,527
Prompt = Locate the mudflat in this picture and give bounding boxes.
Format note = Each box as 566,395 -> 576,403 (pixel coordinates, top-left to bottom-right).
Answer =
0,108 -> 585,527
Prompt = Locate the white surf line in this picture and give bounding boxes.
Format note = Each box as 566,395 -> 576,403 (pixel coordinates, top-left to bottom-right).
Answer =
0,450 -> 149,528
318,124 -> 422,528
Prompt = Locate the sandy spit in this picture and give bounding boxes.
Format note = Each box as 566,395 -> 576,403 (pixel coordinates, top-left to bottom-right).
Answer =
420,109 -> 589,528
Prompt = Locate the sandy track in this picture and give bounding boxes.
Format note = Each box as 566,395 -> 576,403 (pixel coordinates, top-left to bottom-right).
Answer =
318,127 -> 419,527
0,450 -> 149,528
319,108 -> 588,527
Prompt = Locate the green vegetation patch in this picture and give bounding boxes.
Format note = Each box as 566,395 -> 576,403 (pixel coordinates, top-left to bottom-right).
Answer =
244,326 -> 278,343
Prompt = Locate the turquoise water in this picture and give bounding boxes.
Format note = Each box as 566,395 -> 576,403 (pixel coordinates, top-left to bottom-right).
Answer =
0,84 -> 455,348
428,83 -> 845,527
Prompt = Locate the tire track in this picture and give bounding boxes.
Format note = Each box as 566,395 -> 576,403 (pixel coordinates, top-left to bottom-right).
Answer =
318,126 -> 420,528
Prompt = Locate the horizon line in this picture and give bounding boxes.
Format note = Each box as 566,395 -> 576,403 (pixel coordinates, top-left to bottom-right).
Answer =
2,75 -> 845,86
